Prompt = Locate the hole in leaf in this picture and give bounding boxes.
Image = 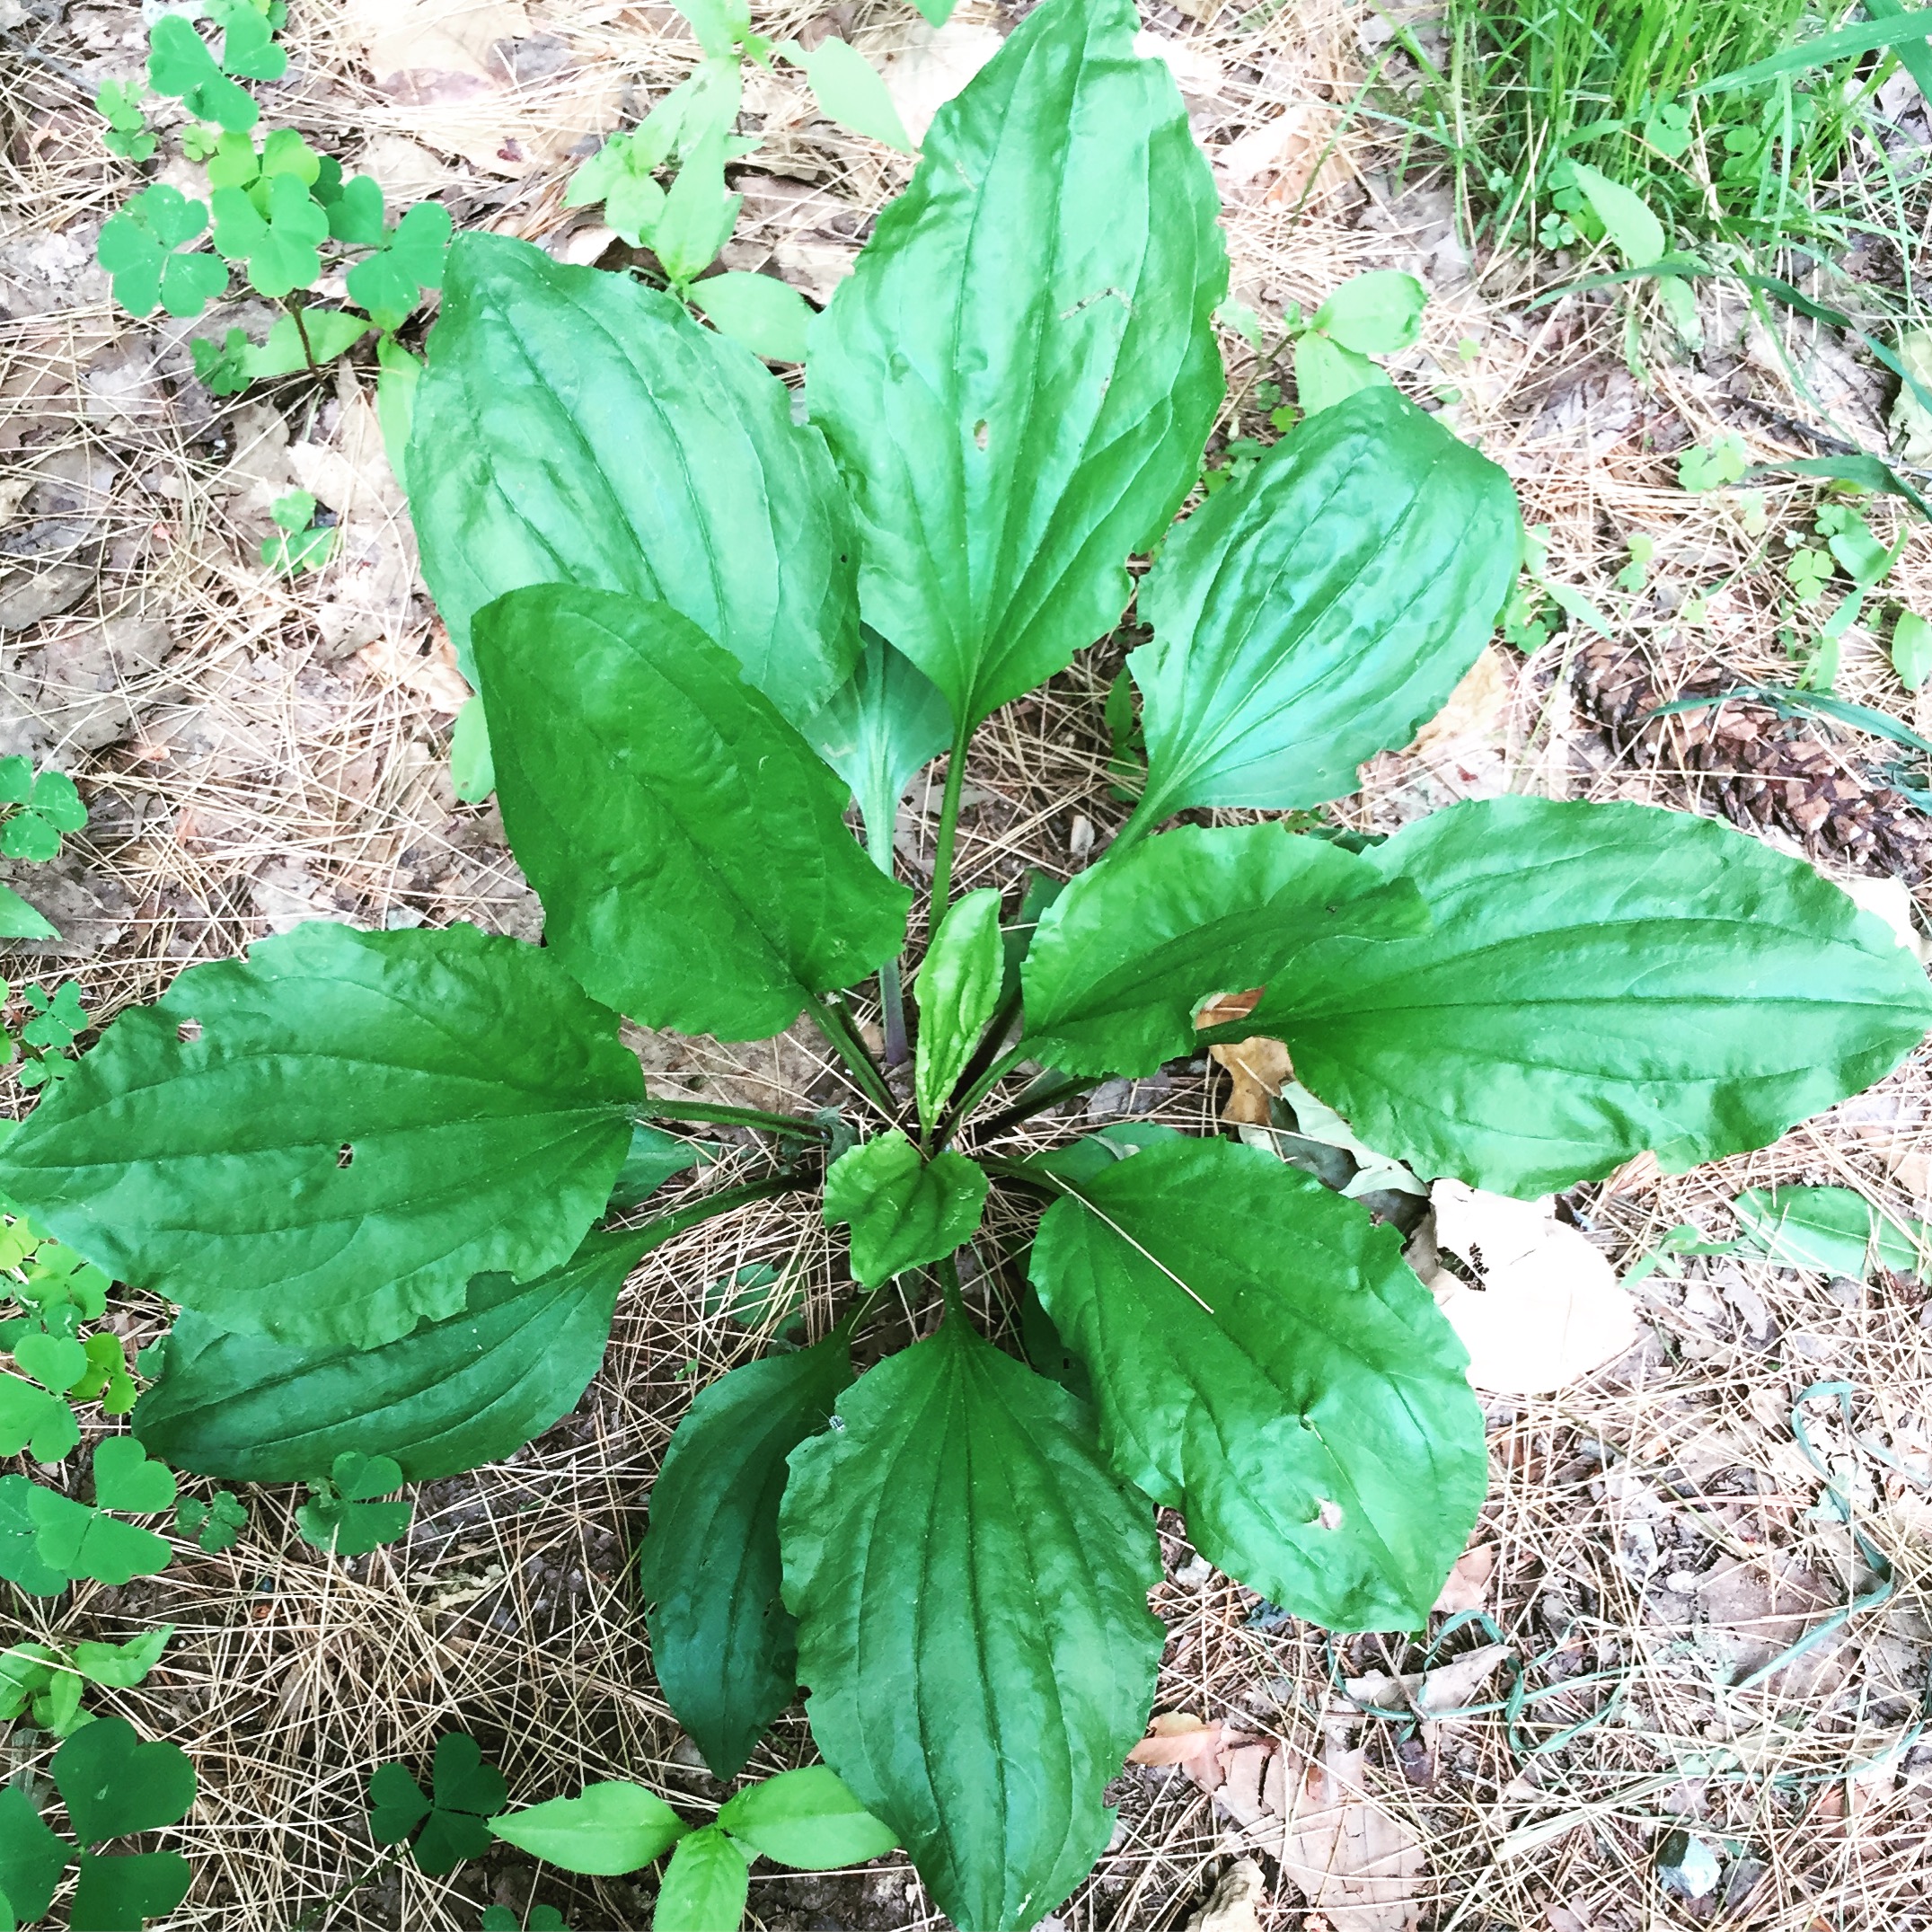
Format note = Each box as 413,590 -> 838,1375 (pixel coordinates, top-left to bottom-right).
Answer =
177,1019 -> 202,1042
337,1143 -> 355,1169
1315,1499 -> 1344,1531
973,419 -> 989,450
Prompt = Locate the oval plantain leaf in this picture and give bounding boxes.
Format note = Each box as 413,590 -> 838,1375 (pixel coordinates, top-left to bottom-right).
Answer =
807,0 -> 1226,728
1030,1135 -> 1486,1630
1019,824 -> 1426,1079
131,1226 -> 651,1483
821,1133 -> 988,1288
638,1337 -> 852,1779
0,922 -> 640,1348
913,887 -> 1004,1131
781,1317 -> 1164,1932
1125,386 -> 1522,834
714,1765 -> 896,1871
476,586 -> 911,1042
1250,797 -> 1932,1196
408,232 -> 859,715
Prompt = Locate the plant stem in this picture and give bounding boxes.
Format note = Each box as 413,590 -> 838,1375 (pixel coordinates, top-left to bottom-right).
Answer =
291,1846 -> 406,1930
973,1072 -> 1101,1142
631,1173 -> 817,1252
978,1152 -> 1065,1204
639,1098 -> 830,1139
939,1042 -> 1029,1146
1099,806 -> 1156,869
879,954 -> 910,1068
928,717 -> 974,916
287,296 -> 317,371
938,1252 -> 966,1319
803,991 -> 896,1117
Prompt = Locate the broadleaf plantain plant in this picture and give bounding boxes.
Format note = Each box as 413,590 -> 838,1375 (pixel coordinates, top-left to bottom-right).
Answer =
6,0 -> 1932,1925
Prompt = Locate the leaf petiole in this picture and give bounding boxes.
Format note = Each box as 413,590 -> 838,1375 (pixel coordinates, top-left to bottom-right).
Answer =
972,1071 -> 1101,1142
802,991 -> 896,1116
638,1098 -> 829,1140
927,719 -> 973,915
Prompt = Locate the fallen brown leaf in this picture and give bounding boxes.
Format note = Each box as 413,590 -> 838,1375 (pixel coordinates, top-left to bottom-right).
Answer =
1345,1642 -> 1508,1719
1409,644 -> 1511,758
1211,1036 -> 1292,1125
1184,1857 -> 1266,1932
869,17 -> 1006,144
1278,1745 -> 1427,1932
1430,1541 -> 1495,1615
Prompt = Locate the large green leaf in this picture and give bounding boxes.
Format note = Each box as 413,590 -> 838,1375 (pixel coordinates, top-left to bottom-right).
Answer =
1019,824 -> 1425,1078
807,0 -> 1226,728
798,630 -> 952,867
1031,1135 -> 1485,1630
638,1337 -> 852,1779
781,1317 -> 1164,1931
1124,387 -> 1521,833
822,1134 -> 988,1287
476,587 -> 910,1041
132,1227 -> 648,1483
408,232 -> 859,713
0,922 -> 640,1347
1252,798 -> 1932,1196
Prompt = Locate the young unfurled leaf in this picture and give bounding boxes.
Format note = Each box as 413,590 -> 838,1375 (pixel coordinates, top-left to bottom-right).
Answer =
172,1491 -> 247,1553
714,1765 -> 896,1871
1731,1184 -> 1927,1279
1125,387 -> 1521,831
781,1317 -> 1164,1930
808,0 -> 1227,728
913,888 -> 1003,1131
1247,797 -> 1932,1197
822,1134 -> 988,1287
0,921 -> 640,1349
192,309 -> 373,396
1019,824 -> 1425,1080
784,36 -> 916,153
648,122 -> 741,288
211,172 -> 327,298
688,270 -> 815,362
146,15 -> 259,131
71,1625 -> 173,1692
95,185 -> 228,319
798,631 -> 952,867
566,57 -> 742,243
71,1851 -> 196,1929
260,489 -> 335,576
296,1450 -> 410,1557
639,1340 -> 851,1778
490,1781 -> 689,1875
91,1437 -> 176,1515
134,1228 -> 647,1483
475,587 -> 909,1041
1292,331 -> 1385,414
370,1733 -> 507,1875
1033,1135 -> 1485,1628
1891,610 -> 1931,692
410,234 -> 860,709
344,202 -> 452,327
652,1824 -> 748,1930
51,1716 -> 196,1844
448,693 -> 494,804
1310,270 -> 1426,354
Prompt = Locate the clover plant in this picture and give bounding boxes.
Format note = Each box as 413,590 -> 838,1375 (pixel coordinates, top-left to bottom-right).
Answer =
10,0 -> 1932,1925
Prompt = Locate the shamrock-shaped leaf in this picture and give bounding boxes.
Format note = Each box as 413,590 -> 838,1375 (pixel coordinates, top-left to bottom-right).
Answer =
345,201 -> 452,328
174,1490 -> 247,1553
73,1332 -> 138,1415
190,329 -> 251,397
0,1783 -> 72,1920
26,1487 -> 172,1589
260,490 -> 337,576
95,80 -> 156,163
482,1908 -> 567,1930
316,172 -> 386,248
93,1437 -> 177,1515
94,184 -> 228,319
214,3 -> 287,81
0,763 -> 84,862
181,122 -> 222,163
72,1850 -> 196,1929
0,1374 -> 81,1463
21,982 -> 90,1053
14,1331 -> 87,1395
369,1733 -> 507,1875
211,172 -> 326,298
146,15 -> 258,133
52,1716 -> 197,1843
296,1449 -> 410,1557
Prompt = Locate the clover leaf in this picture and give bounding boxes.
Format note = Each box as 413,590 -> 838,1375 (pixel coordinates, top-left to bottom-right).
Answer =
0,763 -> 85,862
260,490 -> 338,577
95,79 -> 156,163
296,1450 -> 410,1556
314,170 -> 387,247
211,171 -> 327,297
146,14 -> 260,133
345,201 -> 452,328
369,1733 -> 507,1875
175,1490 -> 247,1553
95,184 -> 228,319
21,982 -> 89,1054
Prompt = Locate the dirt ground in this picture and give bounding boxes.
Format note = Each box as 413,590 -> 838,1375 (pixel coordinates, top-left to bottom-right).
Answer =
4,0 -> 1932,1927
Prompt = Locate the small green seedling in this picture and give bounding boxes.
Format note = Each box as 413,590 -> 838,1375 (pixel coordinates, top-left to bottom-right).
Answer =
368,1733 -> 509,1875
0,1626 -> 174,1739
296,1451 -> 410,1557
1894,610 -> 1932,692
1785,544 -> 1835,603
0,1716 -> 195,1927
95,79 -> 156,162
1616,534 -> 1655,593
0,758 -> 84,943
481,1910 -> 567,1930
490,1764 -> 896,1931
175,1491 -> 248,1553
1679,433 -> 1750,493
8,981 -> 93,1090
146,11 -> 281,132
95,185 -> 228,319
1291,269 -> 1427,415
261,491 -> 337,577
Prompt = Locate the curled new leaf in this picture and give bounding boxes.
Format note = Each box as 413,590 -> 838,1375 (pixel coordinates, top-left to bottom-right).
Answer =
822,1134 -> 988,1287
